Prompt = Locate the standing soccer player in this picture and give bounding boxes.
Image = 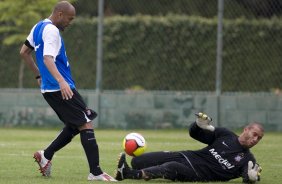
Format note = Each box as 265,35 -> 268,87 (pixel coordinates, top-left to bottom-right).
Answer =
19,1 -> 116,181
115,112 -> 264,183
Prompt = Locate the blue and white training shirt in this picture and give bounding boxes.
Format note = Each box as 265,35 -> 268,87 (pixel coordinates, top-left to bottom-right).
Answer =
26,19 -> 75,93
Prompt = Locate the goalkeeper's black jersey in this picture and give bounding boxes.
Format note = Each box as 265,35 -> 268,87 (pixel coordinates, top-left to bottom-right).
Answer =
182,123 -> 255,181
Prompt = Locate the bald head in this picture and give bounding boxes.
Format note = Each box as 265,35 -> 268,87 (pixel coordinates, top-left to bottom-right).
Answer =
53,1 -> 75,14
49,1 -> 76,31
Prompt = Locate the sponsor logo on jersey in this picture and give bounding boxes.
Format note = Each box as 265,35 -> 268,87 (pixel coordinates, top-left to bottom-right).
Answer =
209,148 -> 235,169
234,153 -> 244,162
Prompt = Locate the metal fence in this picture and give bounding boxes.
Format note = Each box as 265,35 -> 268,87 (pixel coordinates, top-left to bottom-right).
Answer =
1,0 -> 282,129
94,0 -> 282,93
1,0 -> 282,94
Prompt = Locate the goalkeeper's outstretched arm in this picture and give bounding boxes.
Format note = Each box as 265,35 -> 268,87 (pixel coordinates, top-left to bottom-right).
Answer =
189,112 -> 216,145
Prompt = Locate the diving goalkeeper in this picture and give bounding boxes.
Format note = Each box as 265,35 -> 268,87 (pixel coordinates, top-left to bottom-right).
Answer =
115,112 -> 264,183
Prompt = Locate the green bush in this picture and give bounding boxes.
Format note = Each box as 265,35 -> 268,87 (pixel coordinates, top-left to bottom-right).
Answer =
1,15 -> 282,92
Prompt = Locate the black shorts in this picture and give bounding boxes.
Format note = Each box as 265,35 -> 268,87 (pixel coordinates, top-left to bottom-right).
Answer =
43,89 -> 97,128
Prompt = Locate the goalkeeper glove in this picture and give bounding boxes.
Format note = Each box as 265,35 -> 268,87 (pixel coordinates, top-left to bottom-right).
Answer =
195,112 -> 215,131
247,161 -> 262,183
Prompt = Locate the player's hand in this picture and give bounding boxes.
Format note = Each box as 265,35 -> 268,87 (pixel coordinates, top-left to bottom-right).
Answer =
247,161 -> 262,183
195,112 -> 215,131
59,80 -> 73,100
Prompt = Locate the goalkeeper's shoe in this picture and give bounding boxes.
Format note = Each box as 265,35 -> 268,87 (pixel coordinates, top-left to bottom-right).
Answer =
88,172 -> 117,181
33,150 -> 52,177
115,152 -> 130,181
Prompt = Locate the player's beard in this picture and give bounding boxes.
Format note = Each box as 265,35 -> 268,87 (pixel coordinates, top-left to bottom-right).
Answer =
58,26 -> 65,31
57,24 -> 66,31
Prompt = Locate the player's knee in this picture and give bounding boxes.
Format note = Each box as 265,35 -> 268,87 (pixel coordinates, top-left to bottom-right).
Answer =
78,122 -> 93,131
163,161 -> 179,169
163,161 -> 185,174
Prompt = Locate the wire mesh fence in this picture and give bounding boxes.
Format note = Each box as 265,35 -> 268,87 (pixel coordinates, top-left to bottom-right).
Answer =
93,0 -> 282,92
1,0 -> 282,129
1,0 -> 282,93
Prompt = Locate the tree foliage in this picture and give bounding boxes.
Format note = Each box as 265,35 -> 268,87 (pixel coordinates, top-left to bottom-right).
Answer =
2,16 -> 277,91
0,0 -> 76,88
0,0 -> 75,45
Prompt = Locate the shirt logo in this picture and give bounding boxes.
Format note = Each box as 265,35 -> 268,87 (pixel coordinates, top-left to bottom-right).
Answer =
234,155 -> 242,162
234,153 -> 244,162
34,44 -> 40,51
222,141 -> 229,147
209,148 -> 235,169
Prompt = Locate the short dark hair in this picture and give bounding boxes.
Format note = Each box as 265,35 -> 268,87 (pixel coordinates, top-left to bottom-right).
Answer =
246,122 -> 264,133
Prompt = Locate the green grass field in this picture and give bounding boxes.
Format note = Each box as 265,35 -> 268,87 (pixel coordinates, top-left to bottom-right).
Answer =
0,128 -> 281,184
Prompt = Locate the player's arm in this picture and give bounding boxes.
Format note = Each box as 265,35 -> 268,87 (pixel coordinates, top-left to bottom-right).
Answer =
43,25 -> 73,100
242,161 -> 262,183
189,112 -> 216,144
43,55 -> 73,100
19,43 -> 41,82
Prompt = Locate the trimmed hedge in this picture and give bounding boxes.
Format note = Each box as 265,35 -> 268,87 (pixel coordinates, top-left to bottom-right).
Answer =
1,15 -> 282,92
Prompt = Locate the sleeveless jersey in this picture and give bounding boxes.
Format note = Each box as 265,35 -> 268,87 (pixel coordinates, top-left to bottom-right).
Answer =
32,20 -> 75,92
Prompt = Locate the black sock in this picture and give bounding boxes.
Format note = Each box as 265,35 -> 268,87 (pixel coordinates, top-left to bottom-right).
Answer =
44,126 -> 79,160
80,129 -> 103,175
